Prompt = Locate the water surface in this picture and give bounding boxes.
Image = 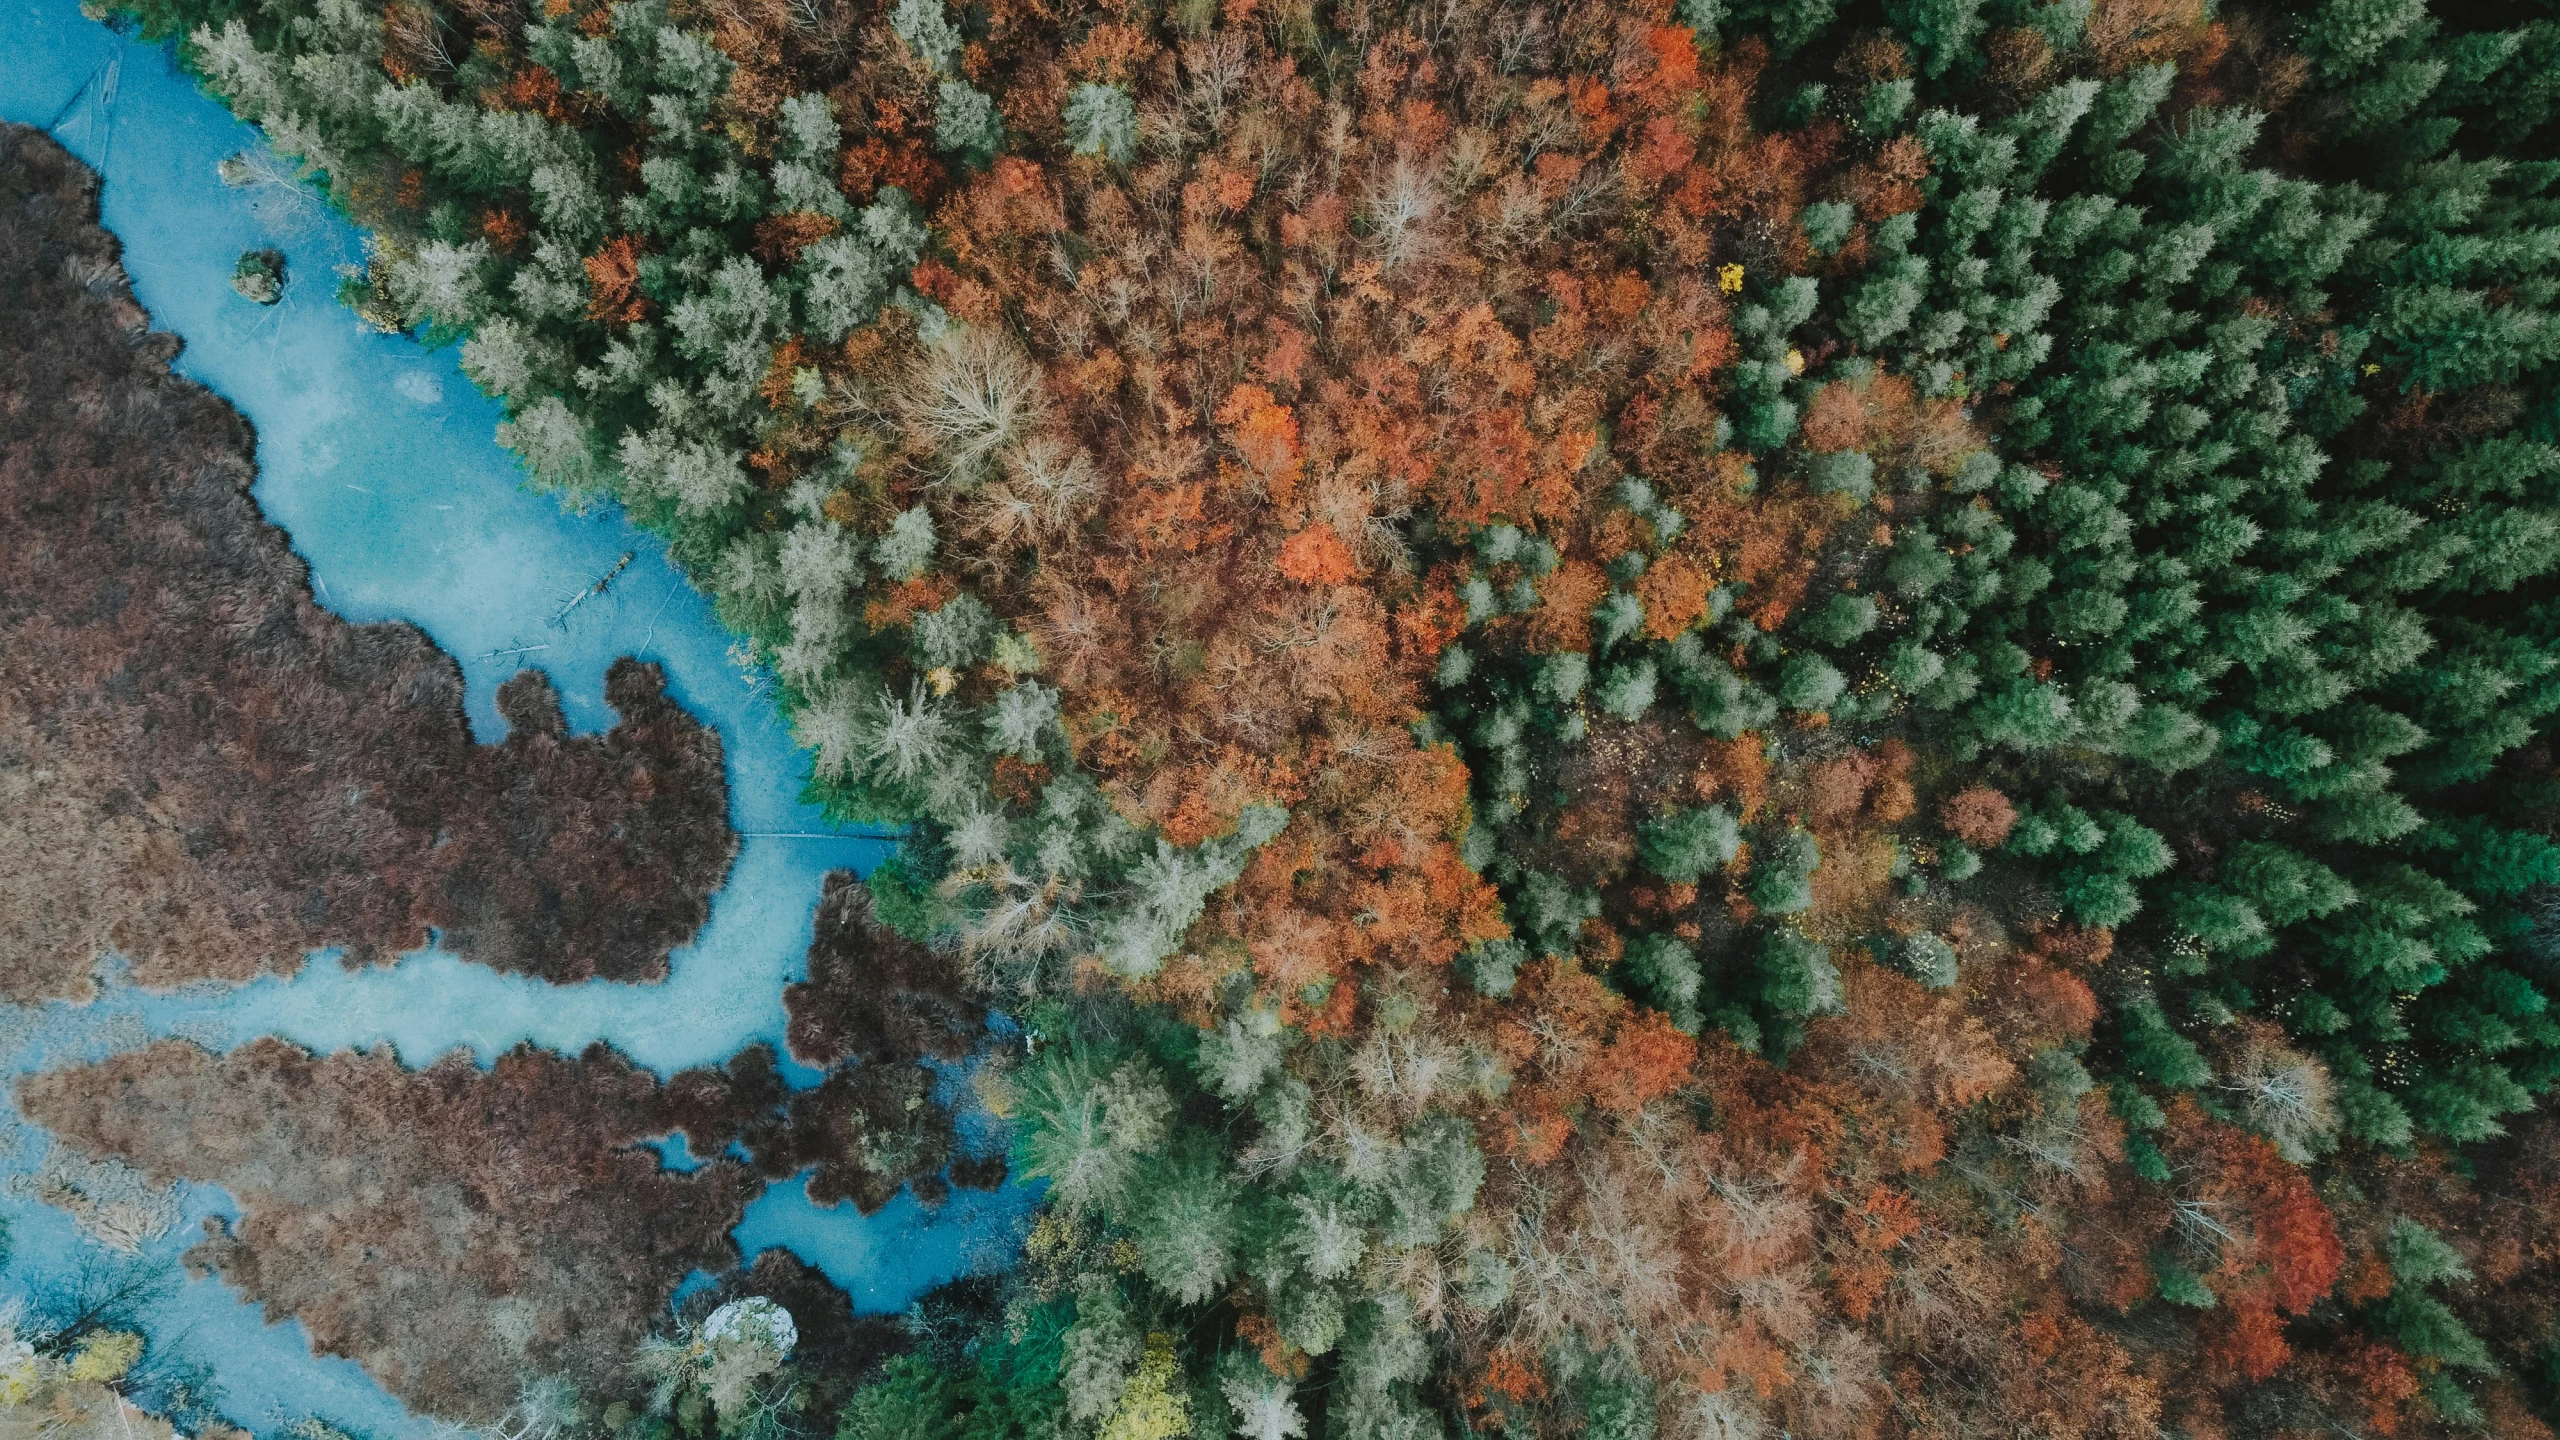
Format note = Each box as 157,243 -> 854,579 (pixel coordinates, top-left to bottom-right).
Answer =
0,9 -> 1032,1432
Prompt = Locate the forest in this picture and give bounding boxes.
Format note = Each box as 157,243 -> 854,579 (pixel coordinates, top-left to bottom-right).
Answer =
44,0 -> 2560,1434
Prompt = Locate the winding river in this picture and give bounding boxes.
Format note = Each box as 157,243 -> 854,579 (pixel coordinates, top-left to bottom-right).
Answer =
0,6 -> 1031,1433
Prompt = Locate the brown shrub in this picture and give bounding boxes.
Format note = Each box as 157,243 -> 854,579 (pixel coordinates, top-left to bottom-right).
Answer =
20,1039 -> 760,1422
1939,785 -> 2018,848
0,126 -> 733,1002
19,872 -> 986,1419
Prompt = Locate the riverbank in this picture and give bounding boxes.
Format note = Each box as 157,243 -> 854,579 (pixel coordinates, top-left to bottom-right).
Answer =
1,122 -> 738,1003
0,11 -> 1029,1435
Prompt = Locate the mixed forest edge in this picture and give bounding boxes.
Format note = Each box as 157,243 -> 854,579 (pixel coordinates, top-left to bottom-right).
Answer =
0,118 -> 1003,1433
22,0 -> 2560,1437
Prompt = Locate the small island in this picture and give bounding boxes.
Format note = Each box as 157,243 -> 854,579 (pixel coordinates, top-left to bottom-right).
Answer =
228,246 -> 281,304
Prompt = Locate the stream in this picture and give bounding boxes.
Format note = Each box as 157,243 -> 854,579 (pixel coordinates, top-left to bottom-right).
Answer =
0,7 -> 1033,1433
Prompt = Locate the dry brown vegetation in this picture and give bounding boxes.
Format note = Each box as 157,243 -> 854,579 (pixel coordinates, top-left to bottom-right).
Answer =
0,123 -> 735,1002
660,873 -> 1007,1213
21,1038 -> 763,1420
16,870 -> 995,1418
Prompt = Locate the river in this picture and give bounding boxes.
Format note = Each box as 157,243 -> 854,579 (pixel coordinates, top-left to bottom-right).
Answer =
0,6 -> 1030,1433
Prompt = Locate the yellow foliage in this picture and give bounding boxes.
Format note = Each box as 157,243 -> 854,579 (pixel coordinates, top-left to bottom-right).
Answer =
67,1333 -> 142,1384
1024,1212 -> 1077,1265
1099,1334 -> 1192,1440
971,1065 -> 1018,1119
0,1328 -> 189,1440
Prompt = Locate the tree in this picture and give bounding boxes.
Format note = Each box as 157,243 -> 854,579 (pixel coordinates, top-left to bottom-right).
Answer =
123,0 -> 2560,1426
889,0 -> 962,73
1749,827 -> 1822,915
1065,84 -> 1138,164
1900,931 -> 1958,989
837,1357 -> 1061,1440
1777,653 -> 1847,713
1277,527 -> 1357,585
901,330 -> 1048,480
1130,1146 -> 1241,1304
1637,806 -> 1740,883
1938,785 -> 2015,847
936,82 -> 1005,164
1623,933 -> 1704,1028
1016,1051 -> 1170,1218
1759,928 -> 1843,1019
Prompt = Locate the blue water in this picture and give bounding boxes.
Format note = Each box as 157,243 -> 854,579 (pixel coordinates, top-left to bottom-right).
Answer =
0,6 -> 1034,1433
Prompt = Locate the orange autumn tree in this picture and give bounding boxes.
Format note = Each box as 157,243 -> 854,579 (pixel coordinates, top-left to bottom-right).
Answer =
766,4 -> 2436,1434
152,0 -> 2560,1431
